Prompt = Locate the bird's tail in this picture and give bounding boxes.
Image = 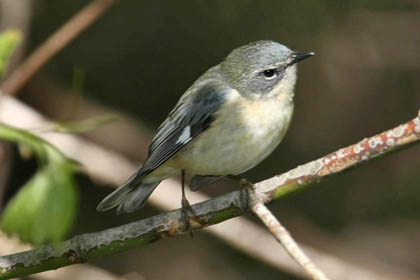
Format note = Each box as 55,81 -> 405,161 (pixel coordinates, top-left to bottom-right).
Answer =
96,172 -> 160,214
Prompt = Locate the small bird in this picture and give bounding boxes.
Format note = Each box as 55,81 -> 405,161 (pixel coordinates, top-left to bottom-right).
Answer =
97,40 -> 314,218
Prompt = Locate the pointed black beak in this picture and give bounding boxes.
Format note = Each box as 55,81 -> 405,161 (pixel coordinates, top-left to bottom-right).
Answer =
289,51 -> 315,66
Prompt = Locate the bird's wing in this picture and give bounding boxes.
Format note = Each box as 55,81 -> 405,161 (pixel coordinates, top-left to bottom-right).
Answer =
139,81 -> 229,176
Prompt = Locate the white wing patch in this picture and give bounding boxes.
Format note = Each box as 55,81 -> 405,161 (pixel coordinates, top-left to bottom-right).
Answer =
176,126 -> 192,144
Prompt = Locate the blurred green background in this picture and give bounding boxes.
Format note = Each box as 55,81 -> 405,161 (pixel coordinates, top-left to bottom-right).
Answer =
1,0 -> 420,279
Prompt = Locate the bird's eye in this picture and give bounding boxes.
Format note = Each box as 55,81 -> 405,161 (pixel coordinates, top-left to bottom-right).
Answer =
262,69 -> 277,80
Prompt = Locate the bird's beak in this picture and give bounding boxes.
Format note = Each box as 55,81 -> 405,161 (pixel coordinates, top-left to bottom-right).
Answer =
288,52 -> 315,66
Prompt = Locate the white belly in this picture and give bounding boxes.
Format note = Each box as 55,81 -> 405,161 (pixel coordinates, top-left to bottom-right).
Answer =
170,92 -> 294,175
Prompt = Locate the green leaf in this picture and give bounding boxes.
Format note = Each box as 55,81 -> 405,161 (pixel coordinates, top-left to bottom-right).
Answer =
0,29 -> 22,77
0,164 -> 78,245
0,123 -> 79,245
0,123 -> 70,164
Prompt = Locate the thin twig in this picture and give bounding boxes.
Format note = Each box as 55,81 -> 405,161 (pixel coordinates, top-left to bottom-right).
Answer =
234,177 -> 329,279
0,95 -> 419,279
252,200 -> 330,280
0,0 -> 116,96
240,176 -> 329,279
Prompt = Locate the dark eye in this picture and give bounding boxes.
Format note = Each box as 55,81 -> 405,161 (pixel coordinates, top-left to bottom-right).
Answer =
262,69 -> 277,80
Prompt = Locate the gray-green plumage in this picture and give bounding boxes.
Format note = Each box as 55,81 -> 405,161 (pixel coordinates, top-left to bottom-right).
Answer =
97,40 -> 314,213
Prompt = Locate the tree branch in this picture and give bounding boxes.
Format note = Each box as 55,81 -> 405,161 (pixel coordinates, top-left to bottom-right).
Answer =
0,233 -> 126,280
251,197 -> 330,280
255,109 -> 420,201
0,103 -> 419,278
0,0 -> 116,96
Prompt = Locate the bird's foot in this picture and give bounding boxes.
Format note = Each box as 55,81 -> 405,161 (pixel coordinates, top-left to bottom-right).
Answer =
181,196 -> 195,237
228,175 -> 254,210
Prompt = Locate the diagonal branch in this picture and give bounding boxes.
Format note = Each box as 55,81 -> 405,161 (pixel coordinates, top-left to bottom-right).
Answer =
0,233 -> 127,280
256,109 -> 420,201
232,176 -> 330,279
251,201 -> 329,280
0,105 -> 419,279
0,0 -> 116,96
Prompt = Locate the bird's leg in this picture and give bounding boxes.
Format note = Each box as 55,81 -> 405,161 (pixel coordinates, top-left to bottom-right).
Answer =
181,170 -> 194,236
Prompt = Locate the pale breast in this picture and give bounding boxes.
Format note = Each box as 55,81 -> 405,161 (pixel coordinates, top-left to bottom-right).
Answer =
170,91 -> 294,175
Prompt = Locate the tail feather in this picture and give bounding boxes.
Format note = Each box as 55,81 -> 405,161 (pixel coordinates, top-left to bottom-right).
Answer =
116,182 -> 159,214
96,171 -> 159,213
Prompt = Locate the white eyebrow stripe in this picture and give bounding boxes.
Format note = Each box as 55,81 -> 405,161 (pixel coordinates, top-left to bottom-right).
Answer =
176,126 -> 192,144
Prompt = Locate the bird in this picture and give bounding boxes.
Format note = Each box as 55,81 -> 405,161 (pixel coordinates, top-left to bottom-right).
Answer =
97,40 -> 314,221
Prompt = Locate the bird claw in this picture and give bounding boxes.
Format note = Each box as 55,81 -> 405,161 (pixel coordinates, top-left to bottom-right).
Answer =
228,175 -> 252,210
181,197 -> 195,237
